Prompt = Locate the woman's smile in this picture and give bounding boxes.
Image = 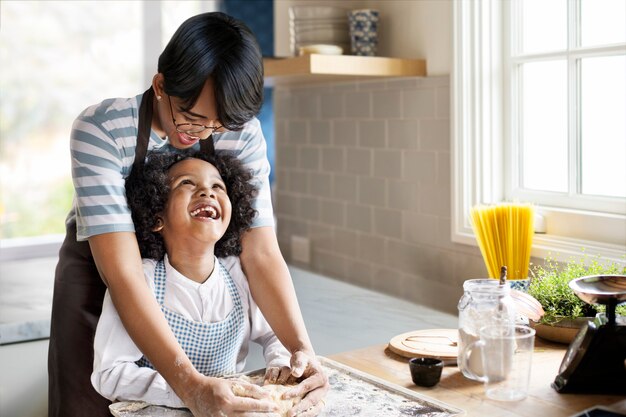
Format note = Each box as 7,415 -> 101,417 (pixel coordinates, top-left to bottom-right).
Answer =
177,132 -> 200,147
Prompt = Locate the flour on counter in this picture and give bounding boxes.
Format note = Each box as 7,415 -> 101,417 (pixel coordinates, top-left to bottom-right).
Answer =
109,357 -> 463,417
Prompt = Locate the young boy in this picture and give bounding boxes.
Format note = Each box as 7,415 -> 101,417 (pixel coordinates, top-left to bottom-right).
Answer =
91,151 -> 292,410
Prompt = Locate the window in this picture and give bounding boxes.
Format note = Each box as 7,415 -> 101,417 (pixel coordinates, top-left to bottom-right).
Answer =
0,1 -> 143,260
0,1 -> 217,260
507,0 -> 626,212
452,0 -> 626,263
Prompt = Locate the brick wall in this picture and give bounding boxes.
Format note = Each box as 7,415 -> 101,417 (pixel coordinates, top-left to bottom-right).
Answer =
273,75 -> 487,315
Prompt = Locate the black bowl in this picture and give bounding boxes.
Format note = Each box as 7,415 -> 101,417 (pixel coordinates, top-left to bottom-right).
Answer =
409,357 -> 444,387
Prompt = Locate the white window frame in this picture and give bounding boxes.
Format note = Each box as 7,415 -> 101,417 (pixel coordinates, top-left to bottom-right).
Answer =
452,0 -> 626,265
506,1 -> 626,215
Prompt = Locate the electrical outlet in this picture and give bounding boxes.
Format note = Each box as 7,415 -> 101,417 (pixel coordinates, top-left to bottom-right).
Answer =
291,236 -> 311,264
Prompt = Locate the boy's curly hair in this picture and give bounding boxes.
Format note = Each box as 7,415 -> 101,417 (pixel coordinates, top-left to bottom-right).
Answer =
125,150 -> 258,260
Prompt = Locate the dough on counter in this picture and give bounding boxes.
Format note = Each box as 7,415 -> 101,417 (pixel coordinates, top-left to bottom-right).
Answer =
231,377 -> 301,416
263,384 -> 300,416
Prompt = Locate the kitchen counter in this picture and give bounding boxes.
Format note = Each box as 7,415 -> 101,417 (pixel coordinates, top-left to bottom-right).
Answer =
330,341 -> 626,417
0,256 -> 457,351
10,257 -> 622,416
0,257 -> 56,345
1,257 -> 457,417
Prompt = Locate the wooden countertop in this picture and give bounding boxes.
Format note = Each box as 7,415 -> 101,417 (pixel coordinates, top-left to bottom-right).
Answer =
329,338 -> 626,417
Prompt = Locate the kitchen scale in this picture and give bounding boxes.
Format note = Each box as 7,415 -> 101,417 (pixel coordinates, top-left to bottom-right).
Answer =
553,275 -> 626,394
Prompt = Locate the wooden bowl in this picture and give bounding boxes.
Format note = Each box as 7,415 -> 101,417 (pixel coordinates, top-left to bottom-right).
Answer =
530,317 -> 593,344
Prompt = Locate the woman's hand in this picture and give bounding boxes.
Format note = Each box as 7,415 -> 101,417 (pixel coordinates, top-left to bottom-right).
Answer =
180,374 -> 281,417
283,351 -> 329,417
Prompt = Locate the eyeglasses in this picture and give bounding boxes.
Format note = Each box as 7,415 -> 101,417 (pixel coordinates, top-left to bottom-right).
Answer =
168,96 -> 223,139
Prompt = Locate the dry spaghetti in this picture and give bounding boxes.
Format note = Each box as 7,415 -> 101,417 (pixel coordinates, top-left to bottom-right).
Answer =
470,203 -> 534,280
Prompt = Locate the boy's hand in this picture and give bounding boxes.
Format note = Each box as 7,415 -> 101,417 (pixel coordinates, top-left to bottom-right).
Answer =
264,366 -> 293,385
284,352 -> 329,417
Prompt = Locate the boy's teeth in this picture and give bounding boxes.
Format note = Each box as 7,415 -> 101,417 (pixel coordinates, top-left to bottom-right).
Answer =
191,206 -> 217,219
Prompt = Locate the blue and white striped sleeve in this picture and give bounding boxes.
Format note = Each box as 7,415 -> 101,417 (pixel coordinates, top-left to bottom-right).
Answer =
220,118 -> 275,229
70,101 -> 136,241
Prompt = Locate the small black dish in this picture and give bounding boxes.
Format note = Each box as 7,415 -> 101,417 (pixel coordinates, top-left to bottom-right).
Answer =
409,357 -> 444,387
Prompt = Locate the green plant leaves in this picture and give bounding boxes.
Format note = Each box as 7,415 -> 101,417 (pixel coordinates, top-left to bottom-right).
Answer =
528,254 -> 626,324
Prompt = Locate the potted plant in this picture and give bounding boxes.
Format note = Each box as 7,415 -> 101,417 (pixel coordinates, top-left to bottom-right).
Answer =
527,253 -> 626,344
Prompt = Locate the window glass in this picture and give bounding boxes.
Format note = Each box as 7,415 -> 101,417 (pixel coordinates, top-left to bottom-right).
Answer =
521,0 -> 567,54
521,60 -> 568,193
581,55 -> 626,198
0,1 -> 142,239
581,0 -> 626,47
452,0 -> 626,259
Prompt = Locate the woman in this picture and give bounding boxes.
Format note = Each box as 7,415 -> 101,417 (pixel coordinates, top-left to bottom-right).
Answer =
48,12 -> 327,417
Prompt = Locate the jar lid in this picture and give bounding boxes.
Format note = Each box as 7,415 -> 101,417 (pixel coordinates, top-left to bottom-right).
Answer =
463,278 -> 511,294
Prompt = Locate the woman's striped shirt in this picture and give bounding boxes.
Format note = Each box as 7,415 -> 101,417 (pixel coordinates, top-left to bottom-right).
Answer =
68,93 -> 274,241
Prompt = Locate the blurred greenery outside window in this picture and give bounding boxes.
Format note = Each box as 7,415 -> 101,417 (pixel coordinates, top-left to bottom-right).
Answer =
0,1 -> 217,257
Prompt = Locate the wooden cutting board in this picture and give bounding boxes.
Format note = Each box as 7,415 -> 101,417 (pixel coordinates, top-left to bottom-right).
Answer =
388,328 -> 458,365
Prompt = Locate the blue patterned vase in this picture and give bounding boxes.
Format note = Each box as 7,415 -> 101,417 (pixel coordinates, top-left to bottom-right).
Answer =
348,9 -> 379,56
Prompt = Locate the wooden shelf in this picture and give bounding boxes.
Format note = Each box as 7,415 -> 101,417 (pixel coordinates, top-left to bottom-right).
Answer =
263,54 -> 427,86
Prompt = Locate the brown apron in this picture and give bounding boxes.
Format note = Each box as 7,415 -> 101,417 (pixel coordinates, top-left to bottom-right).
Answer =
48,87 -> 214,416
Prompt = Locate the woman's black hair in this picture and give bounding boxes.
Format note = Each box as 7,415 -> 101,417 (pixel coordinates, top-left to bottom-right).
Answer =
158,12 -> 263,131
126,151 -> 258,260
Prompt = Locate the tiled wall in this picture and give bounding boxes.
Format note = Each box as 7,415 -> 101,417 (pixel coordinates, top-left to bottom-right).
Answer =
273,75 -> 488,315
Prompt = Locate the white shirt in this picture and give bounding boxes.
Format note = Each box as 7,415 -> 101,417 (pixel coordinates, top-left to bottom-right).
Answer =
91,255 -> 290,407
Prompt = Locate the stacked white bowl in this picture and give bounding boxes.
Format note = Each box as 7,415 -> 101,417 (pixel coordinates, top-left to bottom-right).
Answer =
289,6 -> 350,56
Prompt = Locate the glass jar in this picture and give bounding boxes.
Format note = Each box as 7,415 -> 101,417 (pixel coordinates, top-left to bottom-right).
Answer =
457,279 -> 517,380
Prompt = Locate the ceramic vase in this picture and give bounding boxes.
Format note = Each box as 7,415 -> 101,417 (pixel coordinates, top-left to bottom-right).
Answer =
348,9 -> 379,56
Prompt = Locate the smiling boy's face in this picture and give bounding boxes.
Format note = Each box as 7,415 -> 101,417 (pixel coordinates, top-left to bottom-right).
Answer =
157,158 -> 232,254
